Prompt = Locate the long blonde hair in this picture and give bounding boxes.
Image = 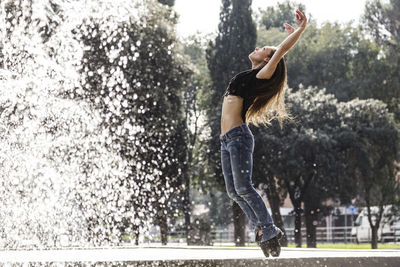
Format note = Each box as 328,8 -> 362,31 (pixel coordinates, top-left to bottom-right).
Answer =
246,49 -> 294,130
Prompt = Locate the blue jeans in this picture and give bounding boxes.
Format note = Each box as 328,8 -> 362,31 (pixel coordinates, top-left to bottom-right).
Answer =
219,123 -> 282,243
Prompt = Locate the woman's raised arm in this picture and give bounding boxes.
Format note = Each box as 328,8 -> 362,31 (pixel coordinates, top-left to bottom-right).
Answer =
256,9 -> 307,79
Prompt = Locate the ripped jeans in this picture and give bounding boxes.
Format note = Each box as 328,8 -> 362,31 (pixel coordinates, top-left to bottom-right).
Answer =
219,123 -> 282,243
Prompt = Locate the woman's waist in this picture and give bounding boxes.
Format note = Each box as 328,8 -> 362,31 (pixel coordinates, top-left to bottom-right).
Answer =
221,119 -> 244,134
219,122 -> 253,141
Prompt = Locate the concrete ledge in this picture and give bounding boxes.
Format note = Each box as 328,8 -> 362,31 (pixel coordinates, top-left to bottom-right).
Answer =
1,246 -> 399,266
14,258 -> 400,267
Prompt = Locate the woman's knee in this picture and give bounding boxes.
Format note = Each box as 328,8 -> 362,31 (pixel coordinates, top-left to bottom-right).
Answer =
226,188 -> 240,201
235,184 -> 256,198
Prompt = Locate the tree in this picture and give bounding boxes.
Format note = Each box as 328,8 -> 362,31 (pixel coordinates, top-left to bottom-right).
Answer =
75,0 -> 191,245
338,98 -> 399,249
363,0 -> 400,121
363,0 -> 400,52
257,12 -> 398,111
257,0 -> 306,31
179,33 -> 214,244
264,86 -> 347,248
206,0 -> 257,246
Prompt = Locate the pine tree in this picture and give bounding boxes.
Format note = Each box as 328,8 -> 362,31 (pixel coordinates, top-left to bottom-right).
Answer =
206,0 -> 257,247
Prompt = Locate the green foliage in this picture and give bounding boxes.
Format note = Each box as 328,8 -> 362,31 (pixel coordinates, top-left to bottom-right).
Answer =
183,0 -> 400,245
282,86 -> 344,204
252,86 -> 344,247
337,97 -> 399,248
257,0 -> 306,31
363,0 -> 400,52
75,0 -> 191,239
256,27 -> 287,48
255,0 -> 399,122
257,19 -> 399,111
180,33 -> 215,189
253,85 -> 399,247
338,98 -> 399,206
253,0 -> 400,244
362,0 -> 400,121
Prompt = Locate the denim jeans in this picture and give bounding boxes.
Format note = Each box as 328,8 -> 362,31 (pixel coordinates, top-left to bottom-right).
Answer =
219,123 -> 282,243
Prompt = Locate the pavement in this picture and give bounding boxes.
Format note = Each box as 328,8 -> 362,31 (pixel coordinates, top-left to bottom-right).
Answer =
0,245 -> 399,266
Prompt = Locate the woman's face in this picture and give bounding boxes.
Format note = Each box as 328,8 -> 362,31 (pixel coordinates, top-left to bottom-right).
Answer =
249,46 -> 274,63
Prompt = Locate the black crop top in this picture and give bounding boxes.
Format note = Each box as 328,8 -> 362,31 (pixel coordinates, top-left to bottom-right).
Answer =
222,67 -> 277,123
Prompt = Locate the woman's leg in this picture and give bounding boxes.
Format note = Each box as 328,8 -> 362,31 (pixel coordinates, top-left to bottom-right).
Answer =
228,134 -> 281,243
221,141 -> 260,233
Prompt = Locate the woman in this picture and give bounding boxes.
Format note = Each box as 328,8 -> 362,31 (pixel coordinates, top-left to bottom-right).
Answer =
219,10 -> 307,258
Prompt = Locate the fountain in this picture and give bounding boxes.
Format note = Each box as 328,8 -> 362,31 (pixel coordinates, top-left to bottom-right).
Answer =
0,0 -> 157,249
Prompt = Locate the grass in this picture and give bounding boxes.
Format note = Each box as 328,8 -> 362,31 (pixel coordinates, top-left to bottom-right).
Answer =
314,243 -> 400,249
124,233 -> 400,249
215,243 -> 400,249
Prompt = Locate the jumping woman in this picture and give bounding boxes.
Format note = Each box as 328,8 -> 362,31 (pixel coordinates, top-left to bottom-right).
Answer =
219,10 -> 307,258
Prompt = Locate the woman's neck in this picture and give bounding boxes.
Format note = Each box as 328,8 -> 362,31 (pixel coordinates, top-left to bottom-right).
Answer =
251,61 -> 266,70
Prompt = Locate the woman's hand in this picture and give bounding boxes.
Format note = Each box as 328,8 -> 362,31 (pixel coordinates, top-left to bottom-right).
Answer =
283,10 -> 307,35
284,23 -> 295,34
295,9 -> 307,29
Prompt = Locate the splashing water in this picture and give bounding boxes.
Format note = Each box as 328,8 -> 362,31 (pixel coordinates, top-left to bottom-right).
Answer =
0,0 -> 158,249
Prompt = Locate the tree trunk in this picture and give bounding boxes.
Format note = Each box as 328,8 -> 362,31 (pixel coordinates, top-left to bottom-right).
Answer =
304,201 -> 317,248
371,226 -> 378,249
134,224 -> 139,245
183,175 -> 191,244
159,212 -> 168,245
264,177 -> 288,246
232,201 -> 246,246
286,181 -> 303,248
294,206 -> 302,248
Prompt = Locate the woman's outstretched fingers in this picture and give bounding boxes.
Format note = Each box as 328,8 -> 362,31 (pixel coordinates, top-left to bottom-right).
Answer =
295,9 -> 307,28
284,23 -> 294,34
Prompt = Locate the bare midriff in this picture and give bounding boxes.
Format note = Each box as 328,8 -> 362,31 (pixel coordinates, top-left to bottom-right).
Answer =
221,94 -> 245,135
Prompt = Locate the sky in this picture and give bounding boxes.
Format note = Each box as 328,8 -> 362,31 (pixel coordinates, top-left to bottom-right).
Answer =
174,0 -> 368,37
